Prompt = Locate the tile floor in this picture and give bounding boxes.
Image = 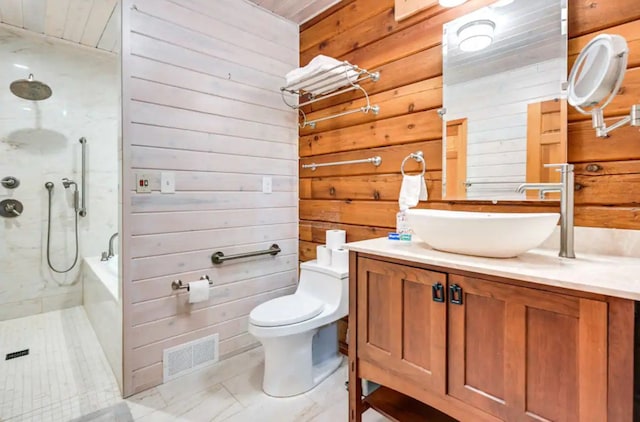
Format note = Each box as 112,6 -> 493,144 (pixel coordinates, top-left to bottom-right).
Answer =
0,306 -> 390,421
0,307 -> 121,421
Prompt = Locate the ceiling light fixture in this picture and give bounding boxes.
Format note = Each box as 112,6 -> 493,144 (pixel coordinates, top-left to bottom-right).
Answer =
491,0 -> 514,7
457,19 -> 496,52
439,0 -> 468,7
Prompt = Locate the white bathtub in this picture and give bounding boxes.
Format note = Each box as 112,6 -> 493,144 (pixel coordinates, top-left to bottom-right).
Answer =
82,255 -> 122,392
84,255 -> 119,300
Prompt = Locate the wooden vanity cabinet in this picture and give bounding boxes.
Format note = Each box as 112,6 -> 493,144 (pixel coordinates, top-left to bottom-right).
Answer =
448,274 -> 607,421
349,253 -> 635,422
356,257 -> 447,394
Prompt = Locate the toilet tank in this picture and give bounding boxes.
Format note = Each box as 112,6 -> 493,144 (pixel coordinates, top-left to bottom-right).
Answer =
297,260 -> 348,310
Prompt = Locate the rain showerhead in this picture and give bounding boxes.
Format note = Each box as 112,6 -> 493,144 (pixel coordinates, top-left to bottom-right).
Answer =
10,74 -> 52,101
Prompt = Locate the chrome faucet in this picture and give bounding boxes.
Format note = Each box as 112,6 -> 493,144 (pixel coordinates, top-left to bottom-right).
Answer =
516,163 -> 575,259
101,232 -> 119,261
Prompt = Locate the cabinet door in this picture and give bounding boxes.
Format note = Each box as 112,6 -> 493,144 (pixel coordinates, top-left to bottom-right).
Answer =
357,257 -> 447,393
448,274 -> 608,422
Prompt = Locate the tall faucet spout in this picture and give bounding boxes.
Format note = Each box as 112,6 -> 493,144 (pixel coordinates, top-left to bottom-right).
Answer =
516,164 -> 575,258
108,232 -> 118,259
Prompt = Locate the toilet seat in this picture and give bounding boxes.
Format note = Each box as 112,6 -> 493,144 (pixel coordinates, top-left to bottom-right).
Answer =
250,295 -> 324,327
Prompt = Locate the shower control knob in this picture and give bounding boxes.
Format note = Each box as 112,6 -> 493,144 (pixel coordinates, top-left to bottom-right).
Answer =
1,176 -> 20,189
0,199 -> 23,218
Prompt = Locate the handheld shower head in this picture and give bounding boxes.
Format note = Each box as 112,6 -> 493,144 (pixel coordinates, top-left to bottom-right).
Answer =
61,178 -> 76,189
45,181 -> 54,191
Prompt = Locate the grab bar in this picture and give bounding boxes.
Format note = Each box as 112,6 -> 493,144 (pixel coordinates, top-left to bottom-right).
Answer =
211,244 -> 281,265
302,156 -> 382,171
79,137 -> 87,217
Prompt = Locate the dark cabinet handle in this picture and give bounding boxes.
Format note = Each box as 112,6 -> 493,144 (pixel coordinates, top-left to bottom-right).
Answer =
449,284 -> 463,305
432,282 -> 445,303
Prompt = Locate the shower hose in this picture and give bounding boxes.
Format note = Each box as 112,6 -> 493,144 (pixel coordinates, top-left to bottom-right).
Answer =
45,186 -> 79,273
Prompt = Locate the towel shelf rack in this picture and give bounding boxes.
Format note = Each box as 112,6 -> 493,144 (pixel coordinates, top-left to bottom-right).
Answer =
302,156 -> 382,171
281,61 -> 380,129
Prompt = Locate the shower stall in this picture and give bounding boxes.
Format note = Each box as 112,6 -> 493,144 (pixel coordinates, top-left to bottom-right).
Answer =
0,26 -> 119,317
0,16 -> 122,421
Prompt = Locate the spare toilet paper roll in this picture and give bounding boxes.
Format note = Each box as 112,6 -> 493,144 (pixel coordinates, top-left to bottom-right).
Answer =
326,229 -> 346,250
331,248 -> 349,271
188,279 -> 210,304
317,245 -> 332,266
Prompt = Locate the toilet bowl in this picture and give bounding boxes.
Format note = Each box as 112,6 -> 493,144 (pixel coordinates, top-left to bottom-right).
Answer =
248,260 -> 349,397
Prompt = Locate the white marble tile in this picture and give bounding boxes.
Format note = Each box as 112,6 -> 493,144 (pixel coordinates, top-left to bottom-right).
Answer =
0,298 -> 42,320
541,226 -> 640,258
137,384 -> 243,422
41,290 -> 83,312
220,391 -> 321,422
155,346 -> 264,406
124,387 -> 166,420
0,25 -> 119,321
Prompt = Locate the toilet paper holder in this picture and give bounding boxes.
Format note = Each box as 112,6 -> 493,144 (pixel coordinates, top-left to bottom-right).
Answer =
171,275 -> 212,291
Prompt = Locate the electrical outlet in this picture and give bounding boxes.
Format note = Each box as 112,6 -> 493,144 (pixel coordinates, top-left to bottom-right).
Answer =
262,176 -> 272,194
161,172 -> 175,194
136,174 -> 151,193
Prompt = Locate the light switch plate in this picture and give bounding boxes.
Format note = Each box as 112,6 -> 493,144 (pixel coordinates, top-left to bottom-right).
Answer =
262,176 -> 272,194
136,174 -> 151,193
161,172 -> 175,194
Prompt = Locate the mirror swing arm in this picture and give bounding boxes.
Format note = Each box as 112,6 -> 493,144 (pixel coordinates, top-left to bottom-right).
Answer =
568,34 -> 640,138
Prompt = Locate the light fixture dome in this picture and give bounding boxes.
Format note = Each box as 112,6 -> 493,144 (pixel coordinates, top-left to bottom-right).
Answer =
457,19 -> 495,52
439,0 -> 468,7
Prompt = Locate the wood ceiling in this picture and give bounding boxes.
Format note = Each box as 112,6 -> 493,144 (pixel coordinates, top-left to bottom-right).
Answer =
247,0 -> 341,24
0,0 -> 120,53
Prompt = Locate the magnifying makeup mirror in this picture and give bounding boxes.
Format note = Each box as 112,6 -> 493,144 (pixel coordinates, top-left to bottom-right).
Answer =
567,34 -> 640,137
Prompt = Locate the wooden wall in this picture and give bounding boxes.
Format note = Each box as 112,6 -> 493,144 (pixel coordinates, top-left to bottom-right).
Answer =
299,0 -> 640,262
121,0 -> 299,396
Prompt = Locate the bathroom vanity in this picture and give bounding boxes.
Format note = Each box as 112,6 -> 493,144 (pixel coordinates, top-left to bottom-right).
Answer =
346,238 -> 640,422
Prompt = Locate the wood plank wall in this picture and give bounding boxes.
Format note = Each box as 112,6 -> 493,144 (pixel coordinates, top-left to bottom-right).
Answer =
121,0 -> 298,396
299,0 -> 640,263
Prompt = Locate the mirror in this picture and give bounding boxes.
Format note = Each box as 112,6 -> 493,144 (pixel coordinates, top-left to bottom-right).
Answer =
567,34 -> 640,137
442,0 -> 568,200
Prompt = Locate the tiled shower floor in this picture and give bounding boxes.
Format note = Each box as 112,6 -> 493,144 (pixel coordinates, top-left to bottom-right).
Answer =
0,306 -> 391,421
0,306 -> 121,421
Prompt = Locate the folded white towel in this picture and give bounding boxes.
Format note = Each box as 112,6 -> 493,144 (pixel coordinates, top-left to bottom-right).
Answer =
399,175 -> 428,209
285,55 -> 359,96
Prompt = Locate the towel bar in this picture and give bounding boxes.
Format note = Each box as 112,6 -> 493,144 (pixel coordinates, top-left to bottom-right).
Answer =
302,156 -> 382,171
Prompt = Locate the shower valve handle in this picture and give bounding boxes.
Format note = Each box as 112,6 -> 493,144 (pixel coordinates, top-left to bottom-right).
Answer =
4,203 -> 21,216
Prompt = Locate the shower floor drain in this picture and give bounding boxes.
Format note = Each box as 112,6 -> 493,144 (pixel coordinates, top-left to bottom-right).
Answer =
5,349 -> 29,360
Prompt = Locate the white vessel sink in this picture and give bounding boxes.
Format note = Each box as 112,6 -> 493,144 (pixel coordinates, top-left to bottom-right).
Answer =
405,209 -> 560,258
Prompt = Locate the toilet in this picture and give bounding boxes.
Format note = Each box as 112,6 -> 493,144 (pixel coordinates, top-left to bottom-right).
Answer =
248,260 -> 349,397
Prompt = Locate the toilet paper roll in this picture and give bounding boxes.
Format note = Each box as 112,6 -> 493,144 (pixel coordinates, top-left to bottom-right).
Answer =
188,279 -> 210,304
331,248 -> 349,271
326,229 -> 346,250
316,245 -> 332,266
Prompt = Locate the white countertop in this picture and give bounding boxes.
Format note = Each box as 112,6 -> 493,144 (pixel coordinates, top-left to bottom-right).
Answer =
345,237 -> 640,301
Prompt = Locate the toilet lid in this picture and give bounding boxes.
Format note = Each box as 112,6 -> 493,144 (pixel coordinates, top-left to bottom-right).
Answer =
250,294 -> 324,327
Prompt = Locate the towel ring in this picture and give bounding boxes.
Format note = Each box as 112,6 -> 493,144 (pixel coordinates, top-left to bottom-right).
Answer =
401,151 -> 426,177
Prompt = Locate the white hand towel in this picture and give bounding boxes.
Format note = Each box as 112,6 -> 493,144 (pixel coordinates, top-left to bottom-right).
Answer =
399,175 -> 428,209
285,55 -> 358,95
